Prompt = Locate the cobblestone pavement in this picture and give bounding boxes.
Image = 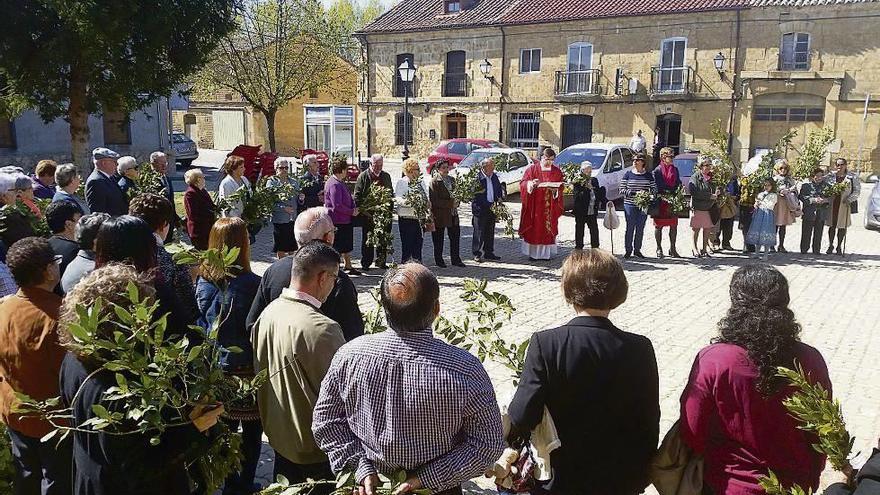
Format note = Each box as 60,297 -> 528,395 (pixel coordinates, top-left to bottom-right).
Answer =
241,177 -> 880,493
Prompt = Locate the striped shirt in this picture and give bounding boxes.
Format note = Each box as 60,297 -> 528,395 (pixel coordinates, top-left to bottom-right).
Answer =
620,169 -> 657,206
312,328 -> 504,492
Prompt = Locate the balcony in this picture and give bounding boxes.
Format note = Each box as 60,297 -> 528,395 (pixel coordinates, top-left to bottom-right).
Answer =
650,66 -> 694,94
442,72 -> 470,97
555,69 -> 601,97
392,78 -> 418,98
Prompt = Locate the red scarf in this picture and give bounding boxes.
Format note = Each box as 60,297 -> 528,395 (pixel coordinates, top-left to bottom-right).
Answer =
661,162 -> 676,186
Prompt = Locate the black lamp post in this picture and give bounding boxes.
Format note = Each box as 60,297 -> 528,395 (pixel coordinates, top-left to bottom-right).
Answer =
398,59 -> 416,160
713,52 -> 726,79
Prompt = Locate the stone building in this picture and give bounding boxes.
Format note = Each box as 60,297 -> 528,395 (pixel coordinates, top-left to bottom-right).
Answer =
355,0 -> 880,172
173,59 -> 359,159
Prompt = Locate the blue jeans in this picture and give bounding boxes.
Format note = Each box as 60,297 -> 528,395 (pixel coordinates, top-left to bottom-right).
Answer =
624,204 -> 648,255
398,218 -> 423,262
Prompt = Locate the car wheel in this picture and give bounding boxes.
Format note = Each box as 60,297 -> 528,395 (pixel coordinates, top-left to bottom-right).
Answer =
500,182 -> 508,196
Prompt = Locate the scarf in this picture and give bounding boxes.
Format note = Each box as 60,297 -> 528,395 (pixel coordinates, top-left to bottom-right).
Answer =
661,162 -> 676,186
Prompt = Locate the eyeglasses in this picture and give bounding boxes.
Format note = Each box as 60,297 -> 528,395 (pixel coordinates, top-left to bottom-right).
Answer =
277,166 -> 289,170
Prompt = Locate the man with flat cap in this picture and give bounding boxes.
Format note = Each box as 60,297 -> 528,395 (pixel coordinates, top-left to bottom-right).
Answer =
85,147 -> 128,216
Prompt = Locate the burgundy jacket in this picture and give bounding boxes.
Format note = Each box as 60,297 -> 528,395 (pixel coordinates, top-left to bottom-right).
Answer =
184,186 -> 216,250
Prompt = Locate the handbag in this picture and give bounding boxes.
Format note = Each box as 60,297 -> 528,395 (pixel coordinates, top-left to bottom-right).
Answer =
708,204 -> 721,225
650,420 -> 704,495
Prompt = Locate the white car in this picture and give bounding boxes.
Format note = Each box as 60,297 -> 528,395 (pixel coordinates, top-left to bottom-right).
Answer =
171,132 -> 199,167
555,143 -> 635,201
866,180 -> 880,231
451,147 -> 536,196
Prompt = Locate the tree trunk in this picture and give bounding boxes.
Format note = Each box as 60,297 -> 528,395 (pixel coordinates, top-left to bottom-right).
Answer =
264,108 -> 277,153
68,66 -> 91,174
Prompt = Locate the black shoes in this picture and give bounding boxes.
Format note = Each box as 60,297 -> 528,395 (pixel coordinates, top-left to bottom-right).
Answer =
452,260 -> 466,267
435,260 -> 448,268
656,248 -> 665,259
624,253 -> 632,259
634,251 -> 646,259
484,254 -> 501,261
669,249 -> 681,258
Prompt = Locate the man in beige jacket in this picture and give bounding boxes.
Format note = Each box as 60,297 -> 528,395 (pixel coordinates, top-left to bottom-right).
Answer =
252,241 -> 346,490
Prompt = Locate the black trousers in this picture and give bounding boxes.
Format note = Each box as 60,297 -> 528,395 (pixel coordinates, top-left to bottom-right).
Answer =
801,210 -> 827,253
574,213 -> 599,249
720,218 -> 735,246
273,452 -> 333,495
739,205 -> 756,252
472,213 -> 497,257
223,418 -> 262,493
432,223 -> 462,263
398,218 -> 423,263
360,219 -> 389,268
7,427 -> 72,495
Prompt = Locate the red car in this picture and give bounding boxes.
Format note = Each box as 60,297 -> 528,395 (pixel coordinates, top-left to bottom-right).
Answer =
426,138 -> 503,173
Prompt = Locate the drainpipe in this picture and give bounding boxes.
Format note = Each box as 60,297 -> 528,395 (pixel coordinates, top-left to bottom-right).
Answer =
726,9 -> 742,156
499,26 -> 506,143
357,34 -> 372,156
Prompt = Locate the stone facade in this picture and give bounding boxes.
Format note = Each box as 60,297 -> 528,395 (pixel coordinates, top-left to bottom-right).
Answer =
357,2 -> 880,173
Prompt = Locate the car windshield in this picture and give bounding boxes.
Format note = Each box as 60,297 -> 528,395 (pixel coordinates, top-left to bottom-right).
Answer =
674,158 -> 696,177
459,150 -> 501,170
172,134 -> 190,144
556,148 -> 608,168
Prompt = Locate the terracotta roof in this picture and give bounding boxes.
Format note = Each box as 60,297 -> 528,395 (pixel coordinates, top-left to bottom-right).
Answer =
499,0 -> 748,25
359,0 -> 750,34
751,0 -> 876,5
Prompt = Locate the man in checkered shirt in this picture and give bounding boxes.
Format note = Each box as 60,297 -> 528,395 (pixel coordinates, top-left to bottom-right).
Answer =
312,263 -> 503,495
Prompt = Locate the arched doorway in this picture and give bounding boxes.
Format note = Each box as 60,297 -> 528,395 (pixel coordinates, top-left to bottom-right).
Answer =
561,114 -> 593,149
444,113 -> 467,139
655,113 -> 682,165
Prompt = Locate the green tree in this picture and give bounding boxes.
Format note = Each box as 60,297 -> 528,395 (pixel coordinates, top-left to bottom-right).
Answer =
326,0 -> 384,62
0,0 -> 238,170
200,0 -> 352,152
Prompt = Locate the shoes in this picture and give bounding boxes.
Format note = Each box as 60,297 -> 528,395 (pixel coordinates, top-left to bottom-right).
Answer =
624,253 -> 632,259
473,255 -> 482,263
634,251 -> 646,259
826,246 -> 834,255
769,247 -> 777,253
836,246 -> 843,255
435,260 -> 447,268
669,249 -> 680,258
778,246 -> 788,253
528,256 -> 538,261
702,249 -> 711,258
485,254 -> 501,261
346,268 -> 362,276
656,248 -> 665,259
452,260 -> 466,267
692,250 -> 702,258
722,244 -> 734,251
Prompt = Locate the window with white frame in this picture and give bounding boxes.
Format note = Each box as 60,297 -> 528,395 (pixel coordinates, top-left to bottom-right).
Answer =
779,32 -> 810,71
304,106 -> 355,158
509,112 -> 540,149
566,42 -> 594,93
657,37 -> 687,92
520,49 -> 541,74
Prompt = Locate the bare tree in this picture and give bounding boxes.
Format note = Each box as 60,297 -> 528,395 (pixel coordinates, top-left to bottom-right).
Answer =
200,0 -> 354,152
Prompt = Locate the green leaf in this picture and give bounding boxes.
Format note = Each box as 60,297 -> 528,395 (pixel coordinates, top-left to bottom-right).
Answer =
91,404 -> 111,420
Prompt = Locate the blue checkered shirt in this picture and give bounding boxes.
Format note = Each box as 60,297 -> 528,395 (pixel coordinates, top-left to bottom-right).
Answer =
0,262 -> 17,298
312,328 -> 504,492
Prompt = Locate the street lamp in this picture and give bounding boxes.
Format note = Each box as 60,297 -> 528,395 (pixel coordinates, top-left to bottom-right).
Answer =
479,58 -> 494,82
398,59 -> 416,160
713,52 -> 726,79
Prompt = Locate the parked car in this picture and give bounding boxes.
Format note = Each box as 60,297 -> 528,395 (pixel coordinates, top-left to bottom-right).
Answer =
450,147 -> 536,197
672,151 -> 699,194
426,138 -> 504,173
171,132 -> 199,167
555,143 -> 634,201
866,180 -> 880,231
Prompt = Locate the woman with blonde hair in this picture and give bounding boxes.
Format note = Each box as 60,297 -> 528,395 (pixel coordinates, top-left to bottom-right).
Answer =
183,168 -> 216,250
195,217 -> 263,494
772,159 -> 797,253
394,158 -> 428,263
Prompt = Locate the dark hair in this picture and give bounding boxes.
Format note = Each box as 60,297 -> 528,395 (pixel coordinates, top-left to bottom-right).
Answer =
763,179 -> 776,191
561,249 -> 628,310
222,155 -> 245,176
331,156 -> 348,175
715,264 -> 801,396
811,168 -> 824,177
380,263 -> 440,332
291,241 -> 340,282
6,237 -> 55,287
94,215 -> 157,272
542,148 -> 556,158
200,217 -> 251,283
45,200 -> 81,234
835,157 -> 847,166
129,193 -> 173,232
75,213 -> 111,251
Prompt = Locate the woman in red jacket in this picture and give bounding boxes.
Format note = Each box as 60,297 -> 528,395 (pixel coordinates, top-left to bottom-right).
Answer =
183,168 -> 216,250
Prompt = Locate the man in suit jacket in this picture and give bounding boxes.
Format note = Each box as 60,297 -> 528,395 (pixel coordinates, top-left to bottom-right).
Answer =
798,168 -> 831,255
471,158 -> 504,262
252,241 -> 346,488
150,151 -> 181,243
572,161 -> 606,250
85,147 -> 128,216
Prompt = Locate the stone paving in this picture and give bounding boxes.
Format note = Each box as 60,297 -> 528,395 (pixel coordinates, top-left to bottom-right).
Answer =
209,155 -> 880,493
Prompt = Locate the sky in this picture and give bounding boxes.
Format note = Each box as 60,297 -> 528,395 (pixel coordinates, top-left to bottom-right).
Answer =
319,0 -> 396,7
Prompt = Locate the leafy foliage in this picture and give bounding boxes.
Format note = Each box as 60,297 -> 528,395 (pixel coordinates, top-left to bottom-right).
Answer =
660,186 -> 688,214
0,423 -> 14,493
0,201 -> 50,238
561,162 -> 589,195
136,164 -> 167,197
261,469 -> 430,495
451,167 -> 483,203
490,201 -> 516,239
758,469 -> 813,495
740,131 -> 795,205
822,180 -> 848,198
216,177 -> 298,228
325,0 -> 385,64
358,185 -> 395,255
703,119 -> 738,191
362,289 -> 387,335
793,128 -> 835,180
633,190 -> 656,213
403,176 -> 433,230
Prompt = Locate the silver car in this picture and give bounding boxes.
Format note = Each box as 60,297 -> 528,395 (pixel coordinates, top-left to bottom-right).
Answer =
171,132 -> 199,167
866,181 -> 880,231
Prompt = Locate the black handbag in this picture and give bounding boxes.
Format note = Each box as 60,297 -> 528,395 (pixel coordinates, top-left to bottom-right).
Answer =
851,200 -> 858,214
708,204 -> 721,224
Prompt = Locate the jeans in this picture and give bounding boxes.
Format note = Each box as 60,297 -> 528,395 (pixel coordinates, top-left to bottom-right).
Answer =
575,214 -> 599,249
432,224 -> 462,263
398,218 -> 423,262
360,219 -> 388,268
273,453 -> 334,495
223,419 -> 263,494
623,204 -> 647,254
472,213 -> 497,257
7,427 -> 72,495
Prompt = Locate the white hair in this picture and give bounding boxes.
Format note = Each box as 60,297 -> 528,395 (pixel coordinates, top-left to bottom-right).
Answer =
480,158 -> 494,168
150,151 -> 167,163
117,156 -> 138,174
370,153 -> 384,164
183,168 -> 204,186
0,173 -> 16,194
274,157 -> 292,169
293,207 -> 335,245
580,161 -> 593,172
303,154 -> 318,166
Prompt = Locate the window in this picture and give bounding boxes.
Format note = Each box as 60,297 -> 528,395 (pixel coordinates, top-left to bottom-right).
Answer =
520,49 -> 541,74
395,112 -> 414,146
606,149 -> 624,172
448,141 -> 468,155
444,51 -> 467,97
658,37 -> 687,92
509,152 -> 529,169
620,148 -> 634,166
0,119 -> 14,148
509,112 -> 539,149
444,0 -> 460,13
304,105 -> 355,157
754,106 -> 823,122
394,53 -> 414,98
566,43 -> 594,93
780,32 -> 810,71
103,110 -> 131,145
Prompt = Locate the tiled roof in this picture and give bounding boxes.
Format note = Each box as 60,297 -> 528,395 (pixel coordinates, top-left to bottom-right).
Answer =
358,0 -> 519,34
499,0 -> 748,25
751,0 -> 876,5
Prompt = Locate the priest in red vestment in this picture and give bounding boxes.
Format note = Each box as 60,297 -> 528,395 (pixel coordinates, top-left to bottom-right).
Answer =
519,148 -> 565,260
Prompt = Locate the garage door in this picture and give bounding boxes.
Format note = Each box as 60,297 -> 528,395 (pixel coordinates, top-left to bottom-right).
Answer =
212,110 -> 245,150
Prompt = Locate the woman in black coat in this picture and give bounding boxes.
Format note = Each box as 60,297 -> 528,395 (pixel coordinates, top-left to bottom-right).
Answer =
572,162 -> 606,250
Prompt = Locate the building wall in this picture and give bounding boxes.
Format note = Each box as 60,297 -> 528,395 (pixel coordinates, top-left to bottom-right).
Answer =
359,3 -> 880,173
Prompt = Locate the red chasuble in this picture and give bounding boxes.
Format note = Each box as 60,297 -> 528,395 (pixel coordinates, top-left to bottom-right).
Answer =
518,164 -> 564,245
